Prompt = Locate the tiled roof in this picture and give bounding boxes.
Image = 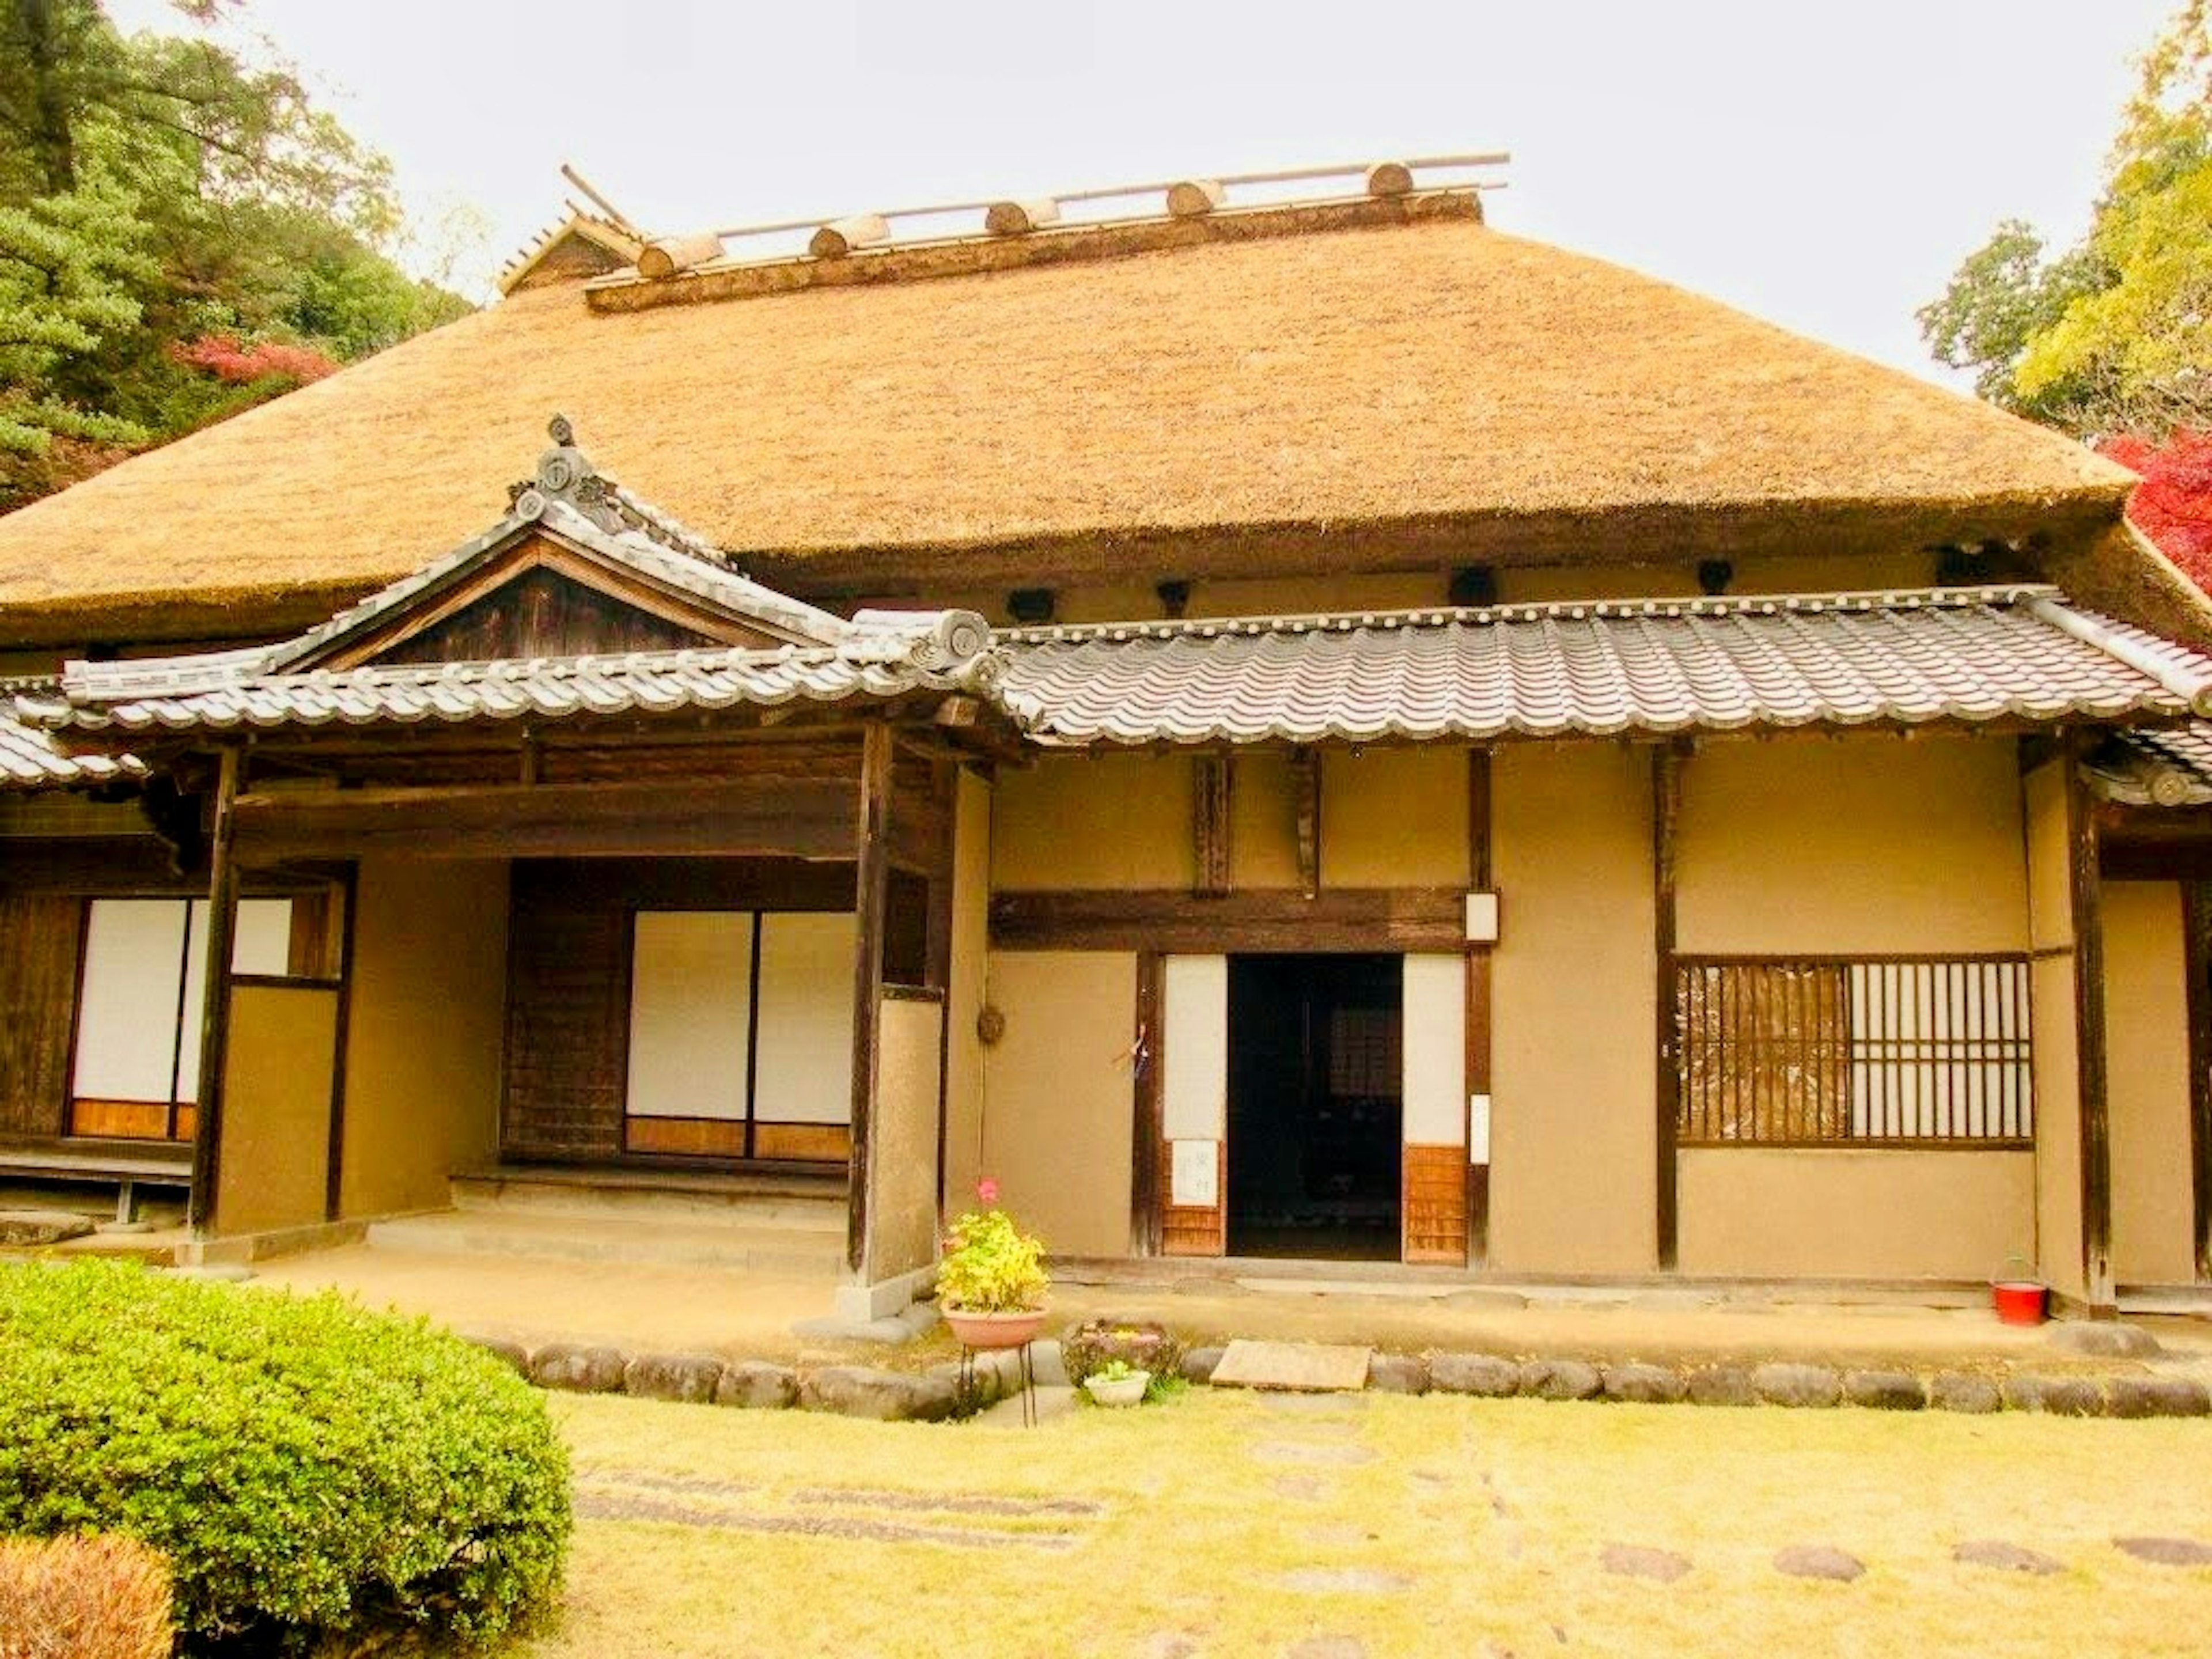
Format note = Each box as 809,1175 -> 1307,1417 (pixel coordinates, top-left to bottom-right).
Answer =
0,684 -> 142,789
22,636 -> 992,738
995,587 -> 2212,747
2097,724 -> 2212,807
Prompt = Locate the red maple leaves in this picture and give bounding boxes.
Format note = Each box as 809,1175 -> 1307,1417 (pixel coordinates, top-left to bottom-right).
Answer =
169,334 -> 340,387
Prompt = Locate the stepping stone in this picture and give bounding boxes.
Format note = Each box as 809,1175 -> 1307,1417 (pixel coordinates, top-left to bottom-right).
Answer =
1774,1545 -> 1864,1582
1955,1540 -> 2064,1575
1277,1567 -> 1412,1595
1603,1363 -> 1688,1405
1251,1441 -> 1376,1467
1261,1392 -> 1367,1415
1273,1474 -> 1332,1502
0,1210 -> 95,1247
1212,1340 -> 1372,1393
1366,1354 -> 1429,1394
1282,1638 -> 1368,1659
2115,1536 -> 2212,1567
1929,1372 -> 2002,1414
1601,1543 -> 1691,1582
1142,1635 -> 1200,1659
2106,1377 -> 2210,1419
2050,1322 -> 2162,1359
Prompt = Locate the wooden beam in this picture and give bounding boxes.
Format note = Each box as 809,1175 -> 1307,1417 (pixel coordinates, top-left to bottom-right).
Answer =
1194,756 -> 1232,897
1653,744 -> 1683,1272
230,778 -> 863,863
990,887 -> 1468,954
2187,882 -> 2212,1283
636,232 -> 725,279
847,722 -> 894,1275
1132,952 -> 1164,1256
810,214 -> 889,257
924,759 -> 957,1214
1291,748 -> 1321,899
321,866 -> 359,1223
2068,731 -> 2116,1311
187,747 -> 242,1233
1466,747 -> 1493,1266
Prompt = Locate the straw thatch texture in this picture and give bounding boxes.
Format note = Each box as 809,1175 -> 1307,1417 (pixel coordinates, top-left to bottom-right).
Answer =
0,213 -> 2134,645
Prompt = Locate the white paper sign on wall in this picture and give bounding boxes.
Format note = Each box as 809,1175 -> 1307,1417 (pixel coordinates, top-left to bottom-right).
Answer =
1468,1094 -> 1493,1166
1170,1138 -> 1219,1208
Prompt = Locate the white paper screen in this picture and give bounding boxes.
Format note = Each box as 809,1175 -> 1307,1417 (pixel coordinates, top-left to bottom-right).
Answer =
752,912 -> 857,1124
626,911 -> 751,1120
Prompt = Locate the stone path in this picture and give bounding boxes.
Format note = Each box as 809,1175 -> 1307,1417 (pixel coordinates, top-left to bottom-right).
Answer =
1955,1540 -> 2064,1575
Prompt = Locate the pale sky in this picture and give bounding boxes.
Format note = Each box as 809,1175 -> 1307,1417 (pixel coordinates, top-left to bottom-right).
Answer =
110,0 -> 2179,384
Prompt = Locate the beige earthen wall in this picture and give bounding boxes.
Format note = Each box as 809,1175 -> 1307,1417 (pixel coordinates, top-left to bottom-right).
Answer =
943,768 -> 993,1207
338,859 -> 509,1218
1677,734 -> 2028,954
1677,1150 -> 2034,1279
978,949 -> 1135,1257
213,983 -> 341,1237
1490,743 -> 1657,1273
1320,748 -> 1469,887
2024,759 -> 2086,1301
2104,880 -> 2195,1285
992,754 -> 1192,890
1672,734 -> 2036,1281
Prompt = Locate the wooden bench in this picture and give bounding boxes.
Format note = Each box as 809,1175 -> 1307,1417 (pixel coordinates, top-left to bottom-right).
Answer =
0,1147 -> 192,1225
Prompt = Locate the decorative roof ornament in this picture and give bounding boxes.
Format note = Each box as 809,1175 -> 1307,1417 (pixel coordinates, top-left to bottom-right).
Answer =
506,414 -> 726,563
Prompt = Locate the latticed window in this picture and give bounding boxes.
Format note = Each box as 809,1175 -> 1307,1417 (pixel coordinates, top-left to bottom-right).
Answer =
1675,956 -> 2033,1146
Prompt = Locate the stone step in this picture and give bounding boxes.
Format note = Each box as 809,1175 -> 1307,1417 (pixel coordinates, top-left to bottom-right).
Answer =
448,1168 -> 846,1230
366,1207 -> 846,1275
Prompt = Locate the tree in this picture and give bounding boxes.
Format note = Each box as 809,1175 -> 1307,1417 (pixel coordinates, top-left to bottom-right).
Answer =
1921,2 -> 2211,438
0,1 -> 475,509
2100,429 -> 2212,586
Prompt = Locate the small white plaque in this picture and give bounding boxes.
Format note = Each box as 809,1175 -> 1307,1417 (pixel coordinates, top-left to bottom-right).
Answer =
1171,1138 -> 1219,1208
1464,892 -> 1499,944
1468,1094 -> 1492,1166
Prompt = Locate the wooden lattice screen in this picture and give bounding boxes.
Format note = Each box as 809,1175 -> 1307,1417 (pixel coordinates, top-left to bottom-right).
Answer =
1675,956 -> 2033,1147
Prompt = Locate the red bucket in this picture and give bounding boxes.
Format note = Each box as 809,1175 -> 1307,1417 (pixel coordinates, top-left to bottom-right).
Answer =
1992,1281 -> 2047,1327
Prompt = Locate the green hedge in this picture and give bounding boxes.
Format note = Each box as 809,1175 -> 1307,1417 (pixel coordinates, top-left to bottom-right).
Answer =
0,1261 -> 570,1653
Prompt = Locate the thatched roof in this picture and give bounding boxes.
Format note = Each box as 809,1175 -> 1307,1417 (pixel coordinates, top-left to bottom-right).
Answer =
0,190 -> 2137,646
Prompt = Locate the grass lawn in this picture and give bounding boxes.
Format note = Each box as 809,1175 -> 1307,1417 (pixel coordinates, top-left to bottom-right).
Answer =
523,1387 -> 2212,1659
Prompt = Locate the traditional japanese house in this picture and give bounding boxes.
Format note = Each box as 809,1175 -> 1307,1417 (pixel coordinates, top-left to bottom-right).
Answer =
3,158 -> 2210,1319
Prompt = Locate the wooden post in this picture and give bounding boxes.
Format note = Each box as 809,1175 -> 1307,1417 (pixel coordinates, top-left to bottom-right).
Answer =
1465,748 -> 1493,1267
925,759 -> 957,1214
187,747 -> 243,1234
321,867 -> 359,1223
1132,951 -> 1165,1256
2067,732 -> 2115,1310
1291,749 -> 1321,899
1653,744 -> 1683,1272
2187,881 -> 2212,1284
1194,756 -> 1232,897
847,724 -> 893,1276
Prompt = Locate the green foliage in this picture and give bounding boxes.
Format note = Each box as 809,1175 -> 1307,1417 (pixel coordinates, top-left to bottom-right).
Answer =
935,1206 -> 1050,1313
0,1260 -> 571,1654
1089,1358 -> 1144,1384
0,1 -> 479,509
1921,1 -> 2211,436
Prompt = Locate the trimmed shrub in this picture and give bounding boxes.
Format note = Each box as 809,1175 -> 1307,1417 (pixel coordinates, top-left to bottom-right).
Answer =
0,1261 -> 570,1653
0,1533 -> 173,1659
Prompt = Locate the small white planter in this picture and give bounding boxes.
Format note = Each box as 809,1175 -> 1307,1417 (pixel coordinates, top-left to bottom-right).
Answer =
1082,1369 -> 1151,1408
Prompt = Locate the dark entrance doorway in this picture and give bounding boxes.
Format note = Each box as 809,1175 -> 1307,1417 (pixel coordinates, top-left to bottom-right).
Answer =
1227,953 -> 1402,1260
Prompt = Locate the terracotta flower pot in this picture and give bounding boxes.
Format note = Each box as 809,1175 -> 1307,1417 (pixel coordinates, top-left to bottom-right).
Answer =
943,1307 -> 1049,1350
1992,1280 -> 2048,1327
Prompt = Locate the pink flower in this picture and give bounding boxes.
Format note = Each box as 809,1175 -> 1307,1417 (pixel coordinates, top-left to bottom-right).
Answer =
976,1178 -> 1000,1205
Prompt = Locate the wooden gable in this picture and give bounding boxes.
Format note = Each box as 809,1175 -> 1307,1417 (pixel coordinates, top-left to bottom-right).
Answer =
316,533 -> 797,670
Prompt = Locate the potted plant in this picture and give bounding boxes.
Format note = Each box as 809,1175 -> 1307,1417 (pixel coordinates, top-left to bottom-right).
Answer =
1081,1358 -> 1151,1408
935,1179 -> 1050,1350
1991,1253 -> 2047,1326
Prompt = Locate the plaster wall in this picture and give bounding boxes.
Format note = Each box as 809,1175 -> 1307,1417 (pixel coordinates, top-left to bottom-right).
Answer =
992,754 -> 1192,890
2104,880 -> 2196,1284
214,983 -> 340,1237
978,949 -> 1136,1258
338,859 -> 509,1218
2023,760 -> 2086,1301
1677,1149 -> 2033,1280
1488,743 -> 1656,1273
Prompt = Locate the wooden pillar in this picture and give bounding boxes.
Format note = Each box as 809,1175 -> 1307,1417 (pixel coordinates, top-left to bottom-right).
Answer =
847,724 -> 893,1275
1652,744 -> 1683,1272
1291,748 -> 1321,899
1193,756 -> 1232,897
187,747 -> 243,1234
2187,881 -> 2212,1285
2066,733 -> 2114,1310
924,758 -> 957,1213
1131,950 -> 1165,1256
321,868 -> 359,1224
1465,748 -> 1493,1266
